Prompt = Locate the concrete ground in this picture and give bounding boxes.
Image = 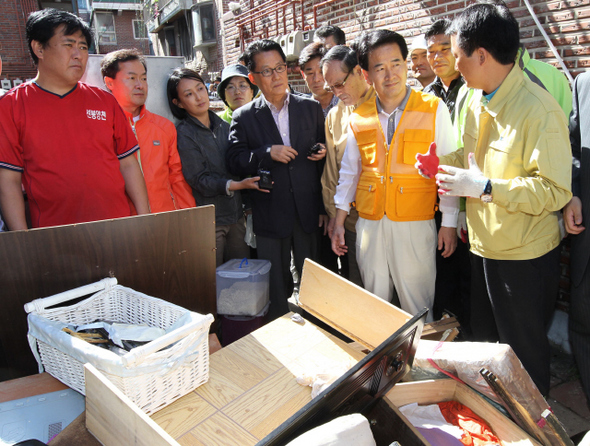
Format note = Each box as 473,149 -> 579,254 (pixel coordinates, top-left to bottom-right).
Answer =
548,344 -> 590,442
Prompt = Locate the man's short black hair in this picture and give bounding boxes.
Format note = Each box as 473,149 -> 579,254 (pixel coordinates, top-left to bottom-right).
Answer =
425,18 -> 452,40
299,42 -> 326,70
26,8 -> 92,65
315,25 -> 346,46
100,49 -> 147,80
356,30 -> 408,71
242,39 -> 286,72
449,1 -> 519,65
320,45 -> 358,73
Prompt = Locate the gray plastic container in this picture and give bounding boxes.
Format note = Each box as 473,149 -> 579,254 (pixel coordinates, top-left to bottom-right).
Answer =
216,258 -> 271,316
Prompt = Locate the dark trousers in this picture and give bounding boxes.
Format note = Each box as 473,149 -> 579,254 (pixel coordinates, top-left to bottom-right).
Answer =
257,216 -> 318,321
470,246 -> 560,396
433,213 -> 471,328
570,257 -> 590,405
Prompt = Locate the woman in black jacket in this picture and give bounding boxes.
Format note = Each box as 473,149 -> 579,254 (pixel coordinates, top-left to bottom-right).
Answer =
167,68 -> 266,266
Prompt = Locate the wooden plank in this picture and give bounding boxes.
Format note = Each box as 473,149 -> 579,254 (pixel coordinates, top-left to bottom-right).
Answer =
85,363 -> 180,446
182,412 -> 259,446
151,392 -> 218,439
384,379 -> 541,446
223,366 -> 312,439
0,372 -> 67,403
0,206 -> 216,377
298,259 -> 412,350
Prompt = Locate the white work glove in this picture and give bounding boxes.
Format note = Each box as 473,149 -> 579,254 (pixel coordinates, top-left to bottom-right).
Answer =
436,153 -> 488,198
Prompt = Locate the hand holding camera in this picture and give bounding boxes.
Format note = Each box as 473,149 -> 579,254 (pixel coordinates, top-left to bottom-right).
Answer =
307,142 -> 326,161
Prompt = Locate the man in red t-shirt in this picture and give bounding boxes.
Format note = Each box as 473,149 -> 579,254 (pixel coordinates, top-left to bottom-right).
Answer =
0,9 -> 149,230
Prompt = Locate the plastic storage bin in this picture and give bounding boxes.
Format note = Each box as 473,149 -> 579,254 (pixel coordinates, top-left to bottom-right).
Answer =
216,258 -> 271,316
25,277 -> 214,415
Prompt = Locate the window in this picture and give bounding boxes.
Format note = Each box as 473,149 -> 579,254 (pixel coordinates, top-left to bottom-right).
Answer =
133,20 -> 148,40
192,2 -> 216,47
95,12 -> 116,45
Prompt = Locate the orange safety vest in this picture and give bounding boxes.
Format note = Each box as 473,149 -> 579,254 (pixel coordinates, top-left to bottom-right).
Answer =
350,89 -> 438,222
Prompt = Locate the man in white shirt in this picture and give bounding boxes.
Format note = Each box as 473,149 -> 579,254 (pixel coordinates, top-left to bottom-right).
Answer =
331,30 -> 458,320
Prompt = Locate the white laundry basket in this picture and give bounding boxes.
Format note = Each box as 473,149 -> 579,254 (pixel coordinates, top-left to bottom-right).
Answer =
25,277 -> 214,414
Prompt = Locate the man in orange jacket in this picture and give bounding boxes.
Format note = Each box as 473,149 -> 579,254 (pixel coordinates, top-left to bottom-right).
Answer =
101,49 -> 195,212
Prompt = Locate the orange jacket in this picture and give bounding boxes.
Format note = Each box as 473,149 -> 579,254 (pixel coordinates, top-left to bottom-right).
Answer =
126,106 -> 196,212
350,90 -> 438,222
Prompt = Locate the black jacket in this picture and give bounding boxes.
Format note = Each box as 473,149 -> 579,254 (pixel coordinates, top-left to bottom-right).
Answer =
226,94 -> 325,238
176,111 -> 242,226
570,71 -> 590,287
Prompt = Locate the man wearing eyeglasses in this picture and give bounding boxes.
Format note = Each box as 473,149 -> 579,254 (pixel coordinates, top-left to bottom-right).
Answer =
226,39 -> 327,321
331,30 -> 458,321
320,45 -> 375,287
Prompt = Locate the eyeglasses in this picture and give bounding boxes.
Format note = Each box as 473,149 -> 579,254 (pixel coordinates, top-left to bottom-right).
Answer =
225,84 -> 251,94
324,69 -> 353,93
252,63 -> 287,77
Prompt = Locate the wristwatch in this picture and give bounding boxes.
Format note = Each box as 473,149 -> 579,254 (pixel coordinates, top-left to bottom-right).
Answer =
480,179 -> 493,203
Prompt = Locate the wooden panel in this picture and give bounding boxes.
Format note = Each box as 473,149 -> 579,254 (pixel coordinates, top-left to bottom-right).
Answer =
223,366 -> 311,438
183,412 -> 259,446
0,206 -> 216,377
384,379 -> 541,446
85,363 -> 179,446
0,372 -> 67,403
298,259 -> 412,350
151,314 -> 364,444
150,392 -> 218,438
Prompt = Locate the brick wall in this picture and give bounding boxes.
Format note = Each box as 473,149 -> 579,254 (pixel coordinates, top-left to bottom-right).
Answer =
0,0 -> 39,83
95,10 -> 151,55
220,0 -> 588,85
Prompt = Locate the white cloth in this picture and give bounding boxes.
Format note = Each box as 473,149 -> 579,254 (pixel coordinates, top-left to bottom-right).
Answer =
334,92 -> 459,227
285,413 -> 376,446
399,403 -> 464,439
356,217 -> 436,321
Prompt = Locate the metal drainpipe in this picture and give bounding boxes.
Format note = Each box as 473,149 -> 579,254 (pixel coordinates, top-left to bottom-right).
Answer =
313,0 -> 340,28
522,0 -> 574,85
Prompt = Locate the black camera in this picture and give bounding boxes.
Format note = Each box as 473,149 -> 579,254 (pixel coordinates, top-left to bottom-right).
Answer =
308,143 -> 323,157
257,168 -> 273,190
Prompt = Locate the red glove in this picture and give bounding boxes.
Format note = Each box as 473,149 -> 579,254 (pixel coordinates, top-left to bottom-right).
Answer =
415,142 -> 439,179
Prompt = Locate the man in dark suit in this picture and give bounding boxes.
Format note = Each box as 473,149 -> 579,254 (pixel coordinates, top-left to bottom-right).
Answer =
563,71 -> 590,406
226,39 -> 327,321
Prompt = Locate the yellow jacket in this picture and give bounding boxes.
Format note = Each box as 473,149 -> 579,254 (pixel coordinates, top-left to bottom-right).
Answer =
350,89 -> 439,221
441,64 -> 572,260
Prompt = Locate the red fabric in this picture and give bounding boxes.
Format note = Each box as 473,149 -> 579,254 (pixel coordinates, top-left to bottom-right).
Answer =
438,401 -> 501,446
0,82 -> 137,228
126,106 -> 196,213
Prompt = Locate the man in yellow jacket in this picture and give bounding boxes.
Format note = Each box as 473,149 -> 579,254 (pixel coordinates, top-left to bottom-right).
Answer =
417,2 -> 571,396
101,49 -> 195,213
331,30 -> 459,321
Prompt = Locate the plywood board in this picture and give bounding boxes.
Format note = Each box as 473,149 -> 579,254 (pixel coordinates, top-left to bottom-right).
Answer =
0,206 -> 216,377
153,314 -> 365,445
298,259 -> 412,350
85,363 -> 179,446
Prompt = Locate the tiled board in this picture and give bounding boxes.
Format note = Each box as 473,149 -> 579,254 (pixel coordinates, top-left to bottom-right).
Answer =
151,314 -> 366,444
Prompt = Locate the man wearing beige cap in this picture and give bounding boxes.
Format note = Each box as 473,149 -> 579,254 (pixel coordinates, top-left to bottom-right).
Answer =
409,35 -> 435,89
